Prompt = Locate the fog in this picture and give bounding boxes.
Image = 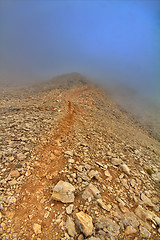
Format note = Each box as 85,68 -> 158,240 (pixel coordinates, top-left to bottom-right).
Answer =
0,0 -> 159,103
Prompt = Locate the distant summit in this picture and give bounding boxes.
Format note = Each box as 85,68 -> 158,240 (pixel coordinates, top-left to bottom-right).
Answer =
32,72 -> 92,92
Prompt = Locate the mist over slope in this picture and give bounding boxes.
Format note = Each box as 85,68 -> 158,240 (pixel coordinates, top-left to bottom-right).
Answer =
31,72 -> 92,92
30,72 -> 160,142
1,72 -> 159,141
107,83 -> 160,142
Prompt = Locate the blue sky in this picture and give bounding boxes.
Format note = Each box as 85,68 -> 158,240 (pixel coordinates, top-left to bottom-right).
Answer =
0,0 -> 159,101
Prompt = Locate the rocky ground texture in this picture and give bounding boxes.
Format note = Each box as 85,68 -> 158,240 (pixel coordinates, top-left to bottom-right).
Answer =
0,75 -> 160,239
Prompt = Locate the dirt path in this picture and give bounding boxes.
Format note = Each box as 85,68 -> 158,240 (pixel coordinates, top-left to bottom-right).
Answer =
6,87 -> 95,239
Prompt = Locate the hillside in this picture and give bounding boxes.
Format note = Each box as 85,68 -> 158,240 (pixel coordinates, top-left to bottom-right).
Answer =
0,74 -> 160,240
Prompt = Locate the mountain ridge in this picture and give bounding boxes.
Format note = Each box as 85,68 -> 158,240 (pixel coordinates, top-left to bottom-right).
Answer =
0,73 -> 160,239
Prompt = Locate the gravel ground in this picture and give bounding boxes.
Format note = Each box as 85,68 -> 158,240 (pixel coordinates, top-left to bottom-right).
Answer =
0,75 -> 160,239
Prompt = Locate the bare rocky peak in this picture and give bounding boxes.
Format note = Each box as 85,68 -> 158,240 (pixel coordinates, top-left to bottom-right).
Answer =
32,72 -> 92,92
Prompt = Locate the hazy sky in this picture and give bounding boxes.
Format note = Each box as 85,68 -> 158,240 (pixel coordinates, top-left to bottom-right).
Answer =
0,0 -> 159,101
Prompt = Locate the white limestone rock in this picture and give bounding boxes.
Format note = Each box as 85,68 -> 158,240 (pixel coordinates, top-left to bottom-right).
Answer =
66,216 -> 76,237
75,211 -> 93,237
52,180 -> 75,203
33,223 -> 41,235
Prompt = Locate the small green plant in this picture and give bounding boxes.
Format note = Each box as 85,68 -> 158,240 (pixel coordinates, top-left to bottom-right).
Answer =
146,168 -> 153,176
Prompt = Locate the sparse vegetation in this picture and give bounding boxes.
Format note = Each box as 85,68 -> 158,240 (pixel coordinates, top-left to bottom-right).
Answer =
146,168 -> 153,176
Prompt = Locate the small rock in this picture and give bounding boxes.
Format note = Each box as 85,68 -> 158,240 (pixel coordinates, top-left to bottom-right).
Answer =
134,149 -> 140,155
68,158 -> 75,163
121,178 -> 129,189
141,193 -> 153,207
77,234 -> 84,240
116,197 -> 126,213
52,180 -> 75,203
1,222 -> 6,230
77,172 -> 90,182
71,173 -> 76,179
77,165 -> 83,172
152,172 -> 160,182
65,150 -> 74,157
106,204 -> 113,211
119,173 -> 124,179
153,216 -> 160,226
130,179 -> 136,188
44,211 -> 49,218
53,149 -> 61,156
135,205 -> 150,222
152,197 -> 159,204
125,226 -> 137,235
82,183 -> 100,200
153,205 -> 159,212
9,156 -> 14,161
95,215 -> 120,235
8,179 -> 17,186
121,163 -> 130,175
33,223 -> 41,235
10,170 -> 20,178
55,215 -> 62,224
88,237 -> 101,240
122,211 -> 140,228
8,196 -> 16,204
25,169 -> 31,176
66,216 -> 76,237
97,198 -> 112,211
104,170 -> 112,180
61,232 -> 70,240
66,204 -> 74,214
75,211 -> 93,237
111,158 -> 122,166
17,153 -> 26,160
139,226 -> 151,239
88,170 -> 99,179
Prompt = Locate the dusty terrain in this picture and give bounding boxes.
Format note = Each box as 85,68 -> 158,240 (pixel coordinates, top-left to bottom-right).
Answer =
0,74 -> 160,240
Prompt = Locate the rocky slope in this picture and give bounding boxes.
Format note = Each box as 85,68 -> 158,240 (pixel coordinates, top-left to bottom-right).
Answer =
0,74 -> 160,240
